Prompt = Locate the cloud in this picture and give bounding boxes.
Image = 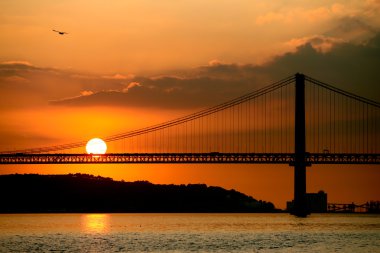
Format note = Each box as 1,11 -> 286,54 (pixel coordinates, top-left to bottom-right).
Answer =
263,33 -> 380,101
0,61 -> 137,109
2,75 -> 29,83
1,61 -> 34,66
80,90 -> 94,96
50,76 -> 249,109
50,32 -> 380,108
122,82 -> 142,93
207,59 -> 226,67
0,61 -> 37,76
255,2 -> 380,45
102,73 -> 135,80
326,16 -> 378,43
285,35 -> 345,53
3,33 -> 380,111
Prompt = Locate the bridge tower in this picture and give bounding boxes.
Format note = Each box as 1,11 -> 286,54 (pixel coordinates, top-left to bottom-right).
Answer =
293,73 -> 309,217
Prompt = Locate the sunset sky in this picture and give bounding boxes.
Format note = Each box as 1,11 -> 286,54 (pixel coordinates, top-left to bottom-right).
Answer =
1,0 -> 380,208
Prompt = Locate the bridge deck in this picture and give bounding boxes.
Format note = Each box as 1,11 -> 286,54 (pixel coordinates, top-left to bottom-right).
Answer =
0,153 -> 379,164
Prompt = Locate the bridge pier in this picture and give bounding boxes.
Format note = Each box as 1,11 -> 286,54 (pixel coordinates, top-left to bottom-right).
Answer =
293,73 -> 309,217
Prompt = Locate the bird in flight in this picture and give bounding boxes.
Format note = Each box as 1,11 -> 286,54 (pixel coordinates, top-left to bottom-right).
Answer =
52,29 -> 68,35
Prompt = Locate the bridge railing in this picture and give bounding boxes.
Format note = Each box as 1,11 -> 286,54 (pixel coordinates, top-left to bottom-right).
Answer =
1,152 -> 379,164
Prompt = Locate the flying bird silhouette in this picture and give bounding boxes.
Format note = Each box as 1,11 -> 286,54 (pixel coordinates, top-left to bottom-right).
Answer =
52,29 -> 68,35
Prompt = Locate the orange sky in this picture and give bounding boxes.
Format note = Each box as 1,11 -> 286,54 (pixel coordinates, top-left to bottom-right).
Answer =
1,0 -> 380,209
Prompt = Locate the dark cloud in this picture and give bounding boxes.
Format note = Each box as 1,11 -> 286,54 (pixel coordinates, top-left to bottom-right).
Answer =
265,33 -> 380,101
50,76 -> 252,109
53,33 -> 380,107
2,33 -> 380,111
327,16 -> 378,42
0,62 -> 134,109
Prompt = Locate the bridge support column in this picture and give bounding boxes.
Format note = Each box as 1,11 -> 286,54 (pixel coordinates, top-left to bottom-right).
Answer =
293,73 -> 309,217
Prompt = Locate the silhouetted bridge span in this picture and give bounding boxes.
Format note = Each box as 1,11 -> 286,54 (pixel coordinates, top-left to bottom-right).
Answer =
1,73 -> 380,217
1,153 -> 379,164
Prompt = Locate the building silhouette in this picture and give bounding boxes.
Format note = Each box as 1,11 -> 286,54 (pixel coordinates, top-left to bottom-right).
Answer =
287,191 -> 327,213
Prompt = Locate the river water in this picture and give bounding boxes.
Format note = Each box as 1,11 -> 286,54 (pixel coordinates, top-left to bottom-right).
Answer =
0,213 -> 379,252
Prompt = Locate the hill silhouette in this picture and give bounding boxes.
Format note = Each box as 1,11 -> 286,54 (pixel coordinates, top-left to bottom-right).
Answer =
0,173 -> 275,213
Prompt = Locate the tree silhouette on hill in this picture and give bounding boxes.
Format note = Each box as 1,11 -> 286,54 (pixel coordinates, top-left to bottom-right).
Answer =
0,173 -> 275,213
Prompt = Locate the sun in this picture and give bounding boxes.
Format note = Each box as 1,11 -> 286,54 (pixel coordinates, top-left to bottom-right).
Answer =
86,138 -> 107,154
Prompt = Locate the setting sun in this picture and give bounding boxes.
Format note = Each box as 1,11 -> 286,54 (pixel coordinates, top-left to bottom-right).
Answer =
86,138 -> 107,154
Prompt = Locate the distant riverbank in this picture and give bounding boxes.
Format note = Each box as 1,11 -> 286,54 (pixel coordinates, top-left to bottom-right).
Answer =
0,173 -> 277,213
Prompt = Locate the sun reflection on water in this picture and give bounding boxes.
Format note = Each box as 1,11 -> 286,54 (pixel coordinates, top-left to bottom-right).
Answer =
81,214 -> 110,233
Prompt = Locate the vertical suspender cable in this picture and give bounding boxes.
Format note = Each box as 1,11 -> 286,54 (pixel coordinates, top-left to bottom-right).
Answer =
280,85 -> 283,153
366,104 -> 369,153
317,84 -> 319,152
248,95 -> 251,152
329,89 -> 332,152
333,90 -> 335,153
264,93 -> 267,152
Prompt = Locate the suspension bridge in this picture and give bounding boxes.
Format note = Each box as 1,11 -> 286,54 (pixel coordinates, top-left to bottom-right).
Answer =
1,73 -> 379,217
